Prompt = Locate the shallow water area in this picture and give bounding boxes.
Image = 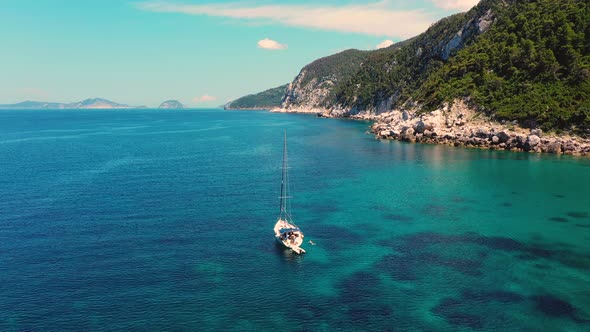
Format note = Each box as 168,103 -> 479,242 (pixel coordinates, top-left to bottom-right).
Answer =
0,109 -> 589,331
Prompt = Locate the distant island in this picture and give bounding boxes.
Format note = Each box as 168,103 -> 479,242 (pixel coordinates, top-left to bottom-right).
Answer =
0,98 -> 144,109
158,100 -> 184,109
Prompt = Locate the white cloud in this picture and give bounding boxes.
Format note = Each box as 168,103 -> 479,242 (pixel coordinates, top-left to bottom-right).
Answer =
430,0 -> 480,11
258,38 -> 287,50
193,95 -> 217,103
136,1 -> 440,39
376,39 -> 394,49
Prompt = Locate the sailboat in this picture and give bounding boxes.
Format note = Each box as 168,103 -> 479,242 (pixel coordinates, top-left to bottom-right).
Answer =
273,131 -> 306,254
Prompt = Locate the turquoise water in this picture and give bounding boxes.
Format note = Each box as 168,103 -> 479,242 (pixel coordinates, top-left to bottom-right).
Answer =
0,109 -> 589,331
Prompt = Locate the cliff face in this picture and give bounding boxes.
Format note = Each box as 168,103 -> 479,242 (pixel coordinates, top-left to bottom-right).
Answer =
440,8 -> 496,61
281,70 -> 335,111
417,0 -> 590,133
281,1 -> 504,115
240,0 -> 590,134
281,49 -> 369,111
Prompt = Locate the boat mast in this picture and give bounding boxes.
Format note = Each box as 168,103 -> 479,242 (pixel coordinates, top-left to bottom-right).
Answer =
279,131 -> 290,221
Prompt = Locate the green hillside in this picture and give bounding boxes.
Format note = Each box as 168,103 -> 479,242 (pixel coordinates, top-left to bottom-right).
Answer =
282,49 -> 372,109
225,84 -> 288,109
243,0 -> 589,134
416,0 -> 590,133
298,49 -> 370,87
332,0 -> 590,133
334,12 -> 471,109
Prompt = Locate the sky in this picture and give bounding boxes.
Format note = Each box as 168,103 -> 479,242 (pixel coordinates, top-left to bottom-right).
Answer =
0,0 -> 480,107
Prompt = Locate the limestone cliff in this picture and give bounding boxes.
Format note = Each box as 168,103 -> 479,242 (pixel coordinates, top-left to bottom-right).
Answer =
240,0 -> 590,135
280,49 -> 369,111
279,1 -> 504,115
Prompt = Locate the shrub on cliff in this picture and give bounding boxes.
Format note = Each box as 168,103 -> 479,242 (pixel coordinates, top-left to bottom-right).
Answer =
416,0 -> 590,134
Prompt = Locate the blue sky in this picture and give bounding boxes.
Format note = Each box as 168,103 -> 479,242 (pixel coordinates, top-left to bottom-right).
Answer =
0,0 -> 479,107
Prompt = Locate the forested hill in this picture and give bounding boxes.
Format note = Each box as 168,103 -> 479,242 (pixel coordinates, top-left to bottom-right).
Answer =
283,1 -> 498,112
416,0 -> 590,133
273,0 -> 590,133
224,84 -> 288,110
281,49 -> 372,109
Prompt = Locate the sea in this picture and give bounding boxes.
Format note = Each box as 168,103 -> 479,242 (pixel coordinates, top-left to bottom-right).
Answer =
0,109 -> 589,331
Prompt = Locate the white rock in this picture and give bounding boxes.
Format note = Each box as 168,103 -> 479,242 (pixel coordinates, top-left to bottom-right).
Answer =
527,135 -> 541,147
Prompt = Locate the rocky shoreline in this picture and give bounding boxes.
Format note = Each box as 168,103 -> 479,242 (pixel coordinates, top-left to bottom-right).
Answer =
367,101 -> 590,157
270,107 -> 324,114
274,101 -> 590,157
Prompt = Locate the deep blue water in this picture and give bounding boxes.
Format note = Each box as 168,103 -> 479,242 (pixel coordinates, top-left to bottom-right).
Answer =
0,109 -> 589,331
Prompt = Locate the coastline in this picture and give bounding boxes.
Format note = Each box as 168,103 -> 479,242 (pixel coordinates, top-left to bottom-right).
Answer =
269,107 -> 324,114
272,102 -> 590,157
224,107 -> 276,111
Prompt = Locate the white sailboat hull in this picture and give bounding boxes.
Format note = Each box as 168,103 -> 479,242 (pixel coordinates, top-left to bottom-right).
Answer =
274,219 -> 306,254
